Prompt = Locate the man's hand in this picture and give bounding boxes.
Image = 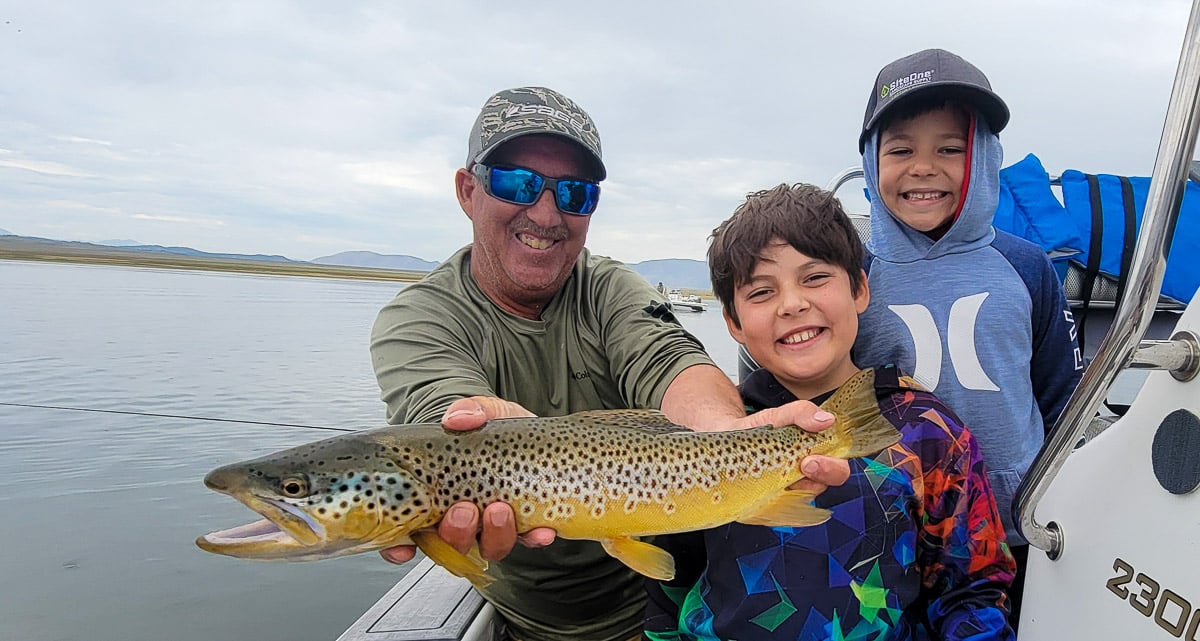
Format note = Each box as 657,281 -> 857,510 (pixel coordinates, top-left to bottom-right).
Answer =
379,396 -> 557,566
735,400 -> 852,495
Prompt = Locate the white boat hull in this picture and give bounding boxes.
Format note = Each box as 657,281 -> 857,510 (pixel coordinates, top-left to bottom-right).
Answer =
1020,297 -> 1200,639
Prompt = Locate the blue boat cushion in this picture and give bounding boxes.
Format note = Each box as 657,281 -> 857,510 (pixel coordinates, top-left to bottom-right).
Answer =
996,153 -> 1085,263
1059,169 -> 1200,304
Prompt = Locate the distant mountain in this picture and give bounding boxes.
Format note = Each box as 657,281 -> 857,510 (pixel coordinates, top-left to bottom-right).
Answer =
627,258 -> 710,291
313,251 -> 439,272
0,234 -> 297,263
116,242 -> 297,263
2,231 -> 712,286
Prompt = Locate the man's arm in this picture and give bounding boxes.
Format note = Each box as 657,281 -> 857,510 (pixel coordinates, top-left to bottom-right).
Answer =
658,363 -> 746,430
370,270 -> 495,425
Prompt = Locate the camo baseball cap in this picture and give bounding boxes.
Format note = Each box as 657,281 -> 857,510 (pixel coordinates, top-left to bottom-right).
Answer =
859,48 -> 1009,152
466,86 -> 606,180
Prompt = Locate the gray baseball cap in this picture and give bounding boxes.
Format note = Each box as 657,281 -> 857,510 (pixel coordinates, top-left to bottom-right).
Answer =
859,48 -> 1009,152
465,86 -> 606,180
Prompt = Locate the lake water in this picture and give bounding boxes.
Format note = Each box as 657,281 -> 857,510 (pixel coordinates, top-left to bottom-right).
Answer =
0,260 -> 738,641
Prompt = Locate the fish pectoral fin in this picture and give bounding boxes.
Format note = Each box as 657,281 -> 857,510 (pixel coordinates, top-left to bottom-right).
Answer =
736,490 -> 832,527
411,529 -> 494,588
600,536 -> 676,581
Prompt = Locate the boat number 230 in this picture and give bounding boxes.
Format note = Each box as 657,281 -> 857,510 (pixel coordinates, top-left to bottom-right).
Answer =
1107,558 -> 1200,638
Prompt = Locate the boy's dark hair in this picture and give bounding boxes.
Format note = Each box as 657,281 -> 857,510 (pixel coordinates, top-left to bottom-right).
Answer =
876,93 -> 972,139
708,183 -> 864,326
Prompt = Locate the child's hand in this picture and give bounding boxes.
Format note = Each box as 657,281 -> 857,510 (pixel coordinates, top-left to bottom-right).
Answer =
794,455 -> 852,494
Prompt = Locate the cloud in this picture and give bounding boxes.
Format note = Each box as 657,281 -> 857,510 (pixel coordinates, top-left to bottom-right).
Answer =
130,213 -> 225,227
0,0 -> 1193,263
0,157 -> 91,178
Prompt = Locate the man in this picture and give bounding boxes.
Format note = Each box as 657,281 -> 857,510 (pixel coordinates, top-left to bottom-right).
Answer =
370,86 -> 849,641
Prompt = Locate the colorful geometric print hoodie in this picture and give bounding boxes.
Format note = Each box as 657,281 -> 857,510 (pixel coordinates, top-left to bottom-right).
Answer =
643,366 -> 1016,641
852,114 -> 1082,544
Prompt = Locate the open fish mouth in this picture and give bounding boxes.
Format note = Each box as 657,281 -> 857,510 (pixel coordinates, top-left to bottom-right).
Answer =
200,518 -> 292,546
197,497 -> 326,557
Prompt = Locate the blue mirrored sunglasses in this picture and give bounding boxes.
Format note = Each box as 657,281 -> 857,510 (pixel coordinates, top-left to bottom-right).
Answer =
473,164 -> 601,216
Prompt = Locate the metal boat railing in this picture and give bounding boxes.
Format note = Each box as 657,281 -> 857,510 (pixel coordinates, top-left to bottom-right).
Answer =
1015,0 -> 1200,557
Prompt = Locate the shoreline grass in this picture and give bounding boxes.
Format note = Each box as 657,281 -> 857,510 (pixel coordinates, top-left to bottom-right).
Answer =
1,237 -> 717,296
0,240 -> 428,283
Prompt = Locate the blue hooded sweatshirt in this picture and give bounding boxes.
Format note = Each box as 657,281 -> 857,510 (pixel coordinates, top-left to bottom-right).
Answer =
852,113 -> 1083,543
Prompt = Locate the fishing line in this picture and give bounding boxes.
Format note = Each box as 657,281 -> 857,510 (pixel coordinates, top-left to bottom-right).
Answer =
0,401 -> 355,433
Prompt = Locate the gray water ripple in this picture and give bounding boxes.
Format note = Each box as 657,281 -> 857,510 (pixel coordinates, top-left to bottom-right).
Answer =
0,260 -> 738,641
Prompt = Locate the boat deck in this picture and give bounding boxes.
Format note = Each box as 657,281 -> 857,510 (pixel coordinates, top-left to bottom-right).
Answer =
336,558 -> 495,641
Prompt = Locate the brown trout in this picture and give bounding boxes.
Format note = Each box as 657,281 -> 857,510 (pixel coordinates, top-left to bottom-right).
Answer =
197,368 -> 899,584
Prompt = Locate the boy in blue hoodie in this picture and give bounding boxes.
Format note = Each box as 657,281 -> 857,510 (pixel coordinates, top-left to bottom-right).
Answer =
644,183 -> 1015,641
852,49 -> 1084,626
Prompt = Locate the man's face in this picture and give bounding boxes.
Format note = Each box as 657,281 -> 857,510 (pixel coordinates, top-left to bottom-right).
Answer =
456,134 -> 595,319
876,104 -> 970,234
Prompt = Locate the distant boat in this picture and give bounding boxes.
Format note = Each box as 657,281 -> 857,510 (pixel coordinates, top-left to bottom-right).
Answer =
666,288 -> 705,312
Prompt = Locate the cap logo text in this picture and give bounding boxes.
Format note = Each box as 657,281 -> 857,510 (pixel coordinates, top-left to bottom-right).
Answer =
881,69 -> 934,98
504,104 -> 588,133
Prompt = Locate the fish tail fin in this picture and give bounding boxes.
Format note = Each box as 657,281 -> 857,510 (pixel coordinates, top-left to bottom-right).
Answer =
821,368 -> 902,459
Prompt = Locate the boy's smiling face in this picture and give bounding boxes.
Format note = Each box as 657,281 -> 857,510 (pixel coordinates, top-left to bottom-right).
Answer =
726,241 -> 869,401
877,103 -> 970,234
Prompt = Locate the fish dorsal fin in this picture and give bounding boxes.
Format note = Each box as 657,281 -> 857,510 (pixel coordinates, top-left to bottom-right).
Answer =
600,536 -> 676,580
816,368 -> 902,459
567,409 -> 691,434
736,490 -> 832,528
819,367 -> 876,415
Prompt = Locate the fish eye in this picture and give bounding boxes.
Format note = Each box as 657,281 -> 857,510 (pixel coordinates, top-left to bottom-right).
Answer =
279,476 -> 309,498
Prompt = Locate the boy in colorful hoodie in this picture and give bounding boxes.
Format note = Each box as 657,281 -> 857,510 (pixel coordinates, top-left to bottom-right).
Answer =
851,49 -> 1083,625
644,183 -> 1016,641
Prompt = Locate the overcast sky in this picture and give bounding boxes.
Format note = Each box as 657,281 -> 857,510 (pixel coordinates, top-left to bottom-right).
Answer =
0,1 -> 1193,263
